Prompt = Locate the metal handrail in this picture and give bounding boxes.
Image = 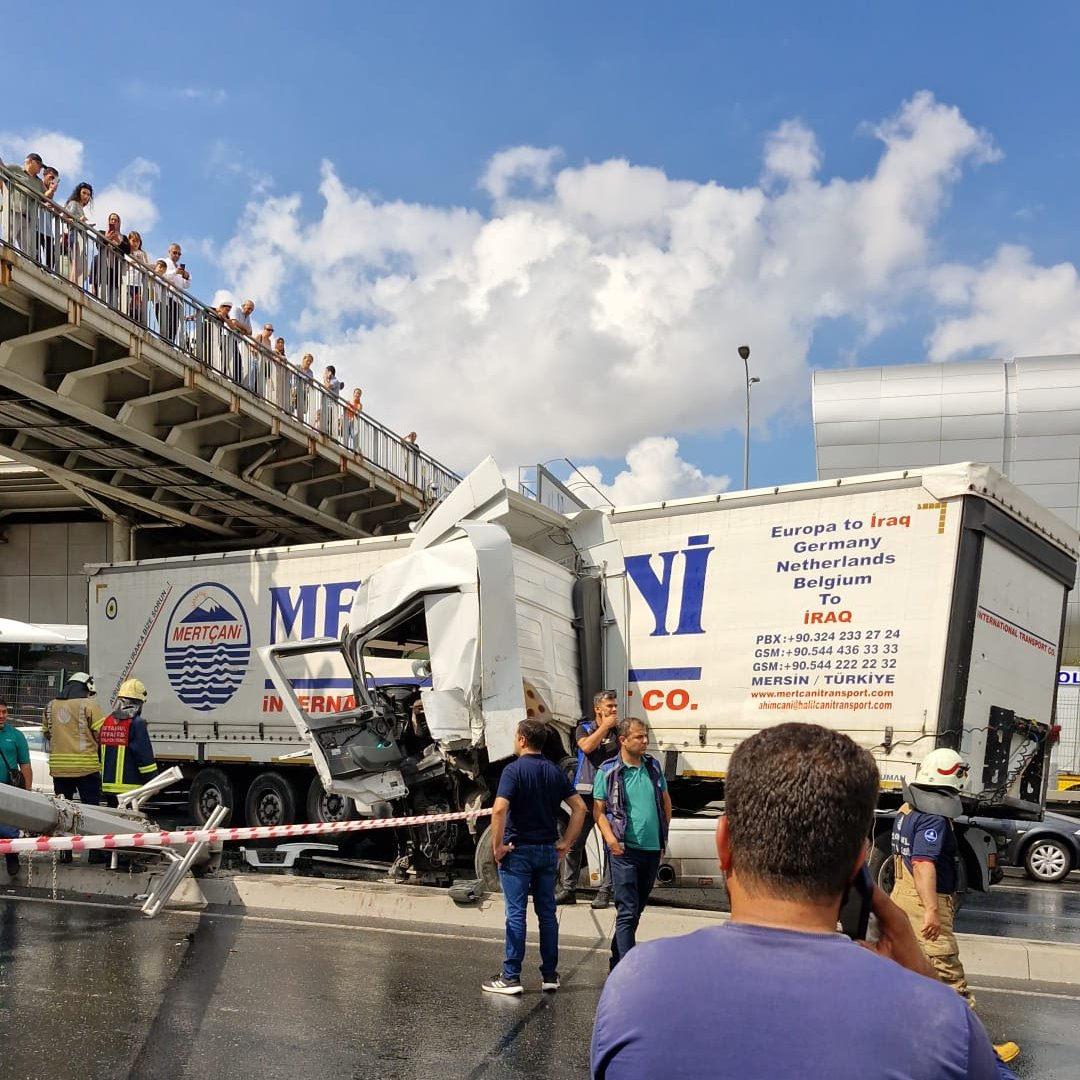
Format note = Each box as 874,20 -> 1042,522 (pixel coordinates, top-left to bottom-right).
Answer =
0,169 -> 460,502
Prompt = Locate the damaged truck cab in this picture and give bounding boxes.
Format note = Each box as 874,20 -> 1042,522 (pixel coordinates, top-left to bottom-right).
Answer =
261,458 -> 628,875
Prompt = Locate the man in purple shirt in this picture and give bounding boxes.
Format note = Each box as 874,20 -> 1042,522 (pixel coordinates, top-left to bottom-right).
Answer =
590,722 -> 1017,1080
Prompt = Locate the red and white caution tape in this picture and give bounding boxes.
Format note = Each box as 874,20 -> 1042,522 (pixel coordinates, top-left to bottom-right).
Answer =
0,806 -> 493,855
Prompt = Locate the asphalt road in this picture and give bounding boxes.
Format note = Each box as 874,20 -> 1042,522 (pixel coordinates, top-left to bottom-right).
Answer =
0,895 -> 1078,1080
957,871 -> 1080,942
654,868 -> 1080,943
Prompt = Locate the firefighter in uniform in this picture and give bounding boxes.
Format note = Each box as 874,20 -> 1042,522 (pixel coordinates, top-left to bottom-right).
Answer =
43,672 -> 104,805
891,747 -> 1020,1066
98,678 -> 158,806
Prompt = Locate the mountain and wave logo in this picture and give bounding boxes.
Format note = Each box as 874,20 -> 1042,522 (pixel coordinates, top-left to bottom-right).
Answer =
163,583 -> 251,712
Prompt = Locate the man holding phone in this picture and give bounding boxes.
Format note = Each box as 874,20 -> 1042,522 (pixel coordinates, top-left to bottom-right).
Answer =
591,723 -> 1017,1079
556,689 -> 620,907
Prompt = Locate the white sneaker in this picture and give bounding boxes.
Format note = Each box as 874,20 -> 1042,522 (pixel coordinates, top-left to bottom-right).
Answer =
482,974 -> 523,996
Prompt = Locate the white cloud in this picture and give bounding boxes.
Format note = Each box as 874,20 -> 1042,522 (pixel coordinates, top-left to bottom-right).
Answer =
91,157 -> 161,236
125,81 -> 227,107
217,92 -> 998,472
205,139 -> 273,192
178,86 -> 228,105
763,120 -> 821,184
481,146 -> 562,201
0,129 -> 84,178
928,245 -> 1080,361
571,437 -> 730,506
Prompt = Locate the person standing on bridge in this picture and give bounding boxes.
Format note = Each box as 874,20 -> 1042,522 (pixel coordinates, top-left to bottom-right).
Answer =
43,672 -> 104,807
10,153 -> 44,254
60,181 -> 93,286
344,388 -> 363,451
482,719 -> 587,996
292,353 -> 315,424
890,747 -> 1020,1066
98,679 -> 158,807
555,689 -> 618,908
160,244 -> 190,344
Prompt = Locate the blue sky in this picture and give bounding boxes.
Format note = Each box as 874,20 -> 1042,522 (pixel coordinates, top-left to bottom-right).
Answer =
4,3 -> 1080,500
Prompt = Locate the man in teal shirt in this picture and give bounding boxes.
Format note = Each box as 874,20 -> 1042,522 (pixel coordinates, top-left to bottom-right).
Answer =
0,699 -> 32,877
594,717 -> 672,967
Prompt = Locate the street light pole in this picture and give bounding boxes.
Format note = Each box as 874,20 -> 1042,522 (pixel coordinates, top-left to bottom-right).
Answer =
737,345 -> 759,490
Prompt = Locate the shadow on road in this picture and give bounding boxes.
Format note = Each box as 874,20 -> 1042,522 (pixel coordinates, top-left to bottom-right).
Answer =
126,914 -> 241,1080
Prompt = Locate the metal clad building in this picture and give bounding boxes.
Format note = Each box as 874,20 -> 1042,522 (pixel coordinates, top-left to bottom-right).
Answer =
812,354 -> 1080,664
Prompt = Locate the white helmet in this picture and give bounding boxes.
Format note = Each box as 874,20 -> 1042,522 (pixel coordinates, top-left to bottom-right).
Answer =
913,748 -> 970,790
67,671 -> 96,694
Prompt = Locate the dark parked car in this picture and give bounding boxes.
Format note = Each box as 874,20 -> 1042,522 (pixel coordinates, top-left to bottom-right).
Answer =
968,812 -> 1080,883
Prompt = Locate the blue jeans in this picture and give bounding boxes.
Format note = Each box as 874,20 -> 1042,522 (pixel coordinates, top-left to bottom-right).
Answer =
610,847 -> 661,967
498,843 -> 559,980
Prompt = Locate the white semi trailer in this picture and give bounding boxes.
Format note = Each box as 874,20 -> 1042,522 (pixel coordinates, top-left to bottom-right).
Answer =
88,460 -> 1077,887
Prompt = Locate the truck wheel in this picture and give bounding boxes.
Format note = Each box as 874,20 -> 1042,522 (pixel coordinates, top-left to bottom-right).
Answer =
1024,837 -> 1072,883
670,787 -> 714,815
245,771 -> 298,827
188,768 -> 238,826
868,835 -> 894,893
305,776 -> 356,824
474,824 -> 501,893
952,856 -> 968,911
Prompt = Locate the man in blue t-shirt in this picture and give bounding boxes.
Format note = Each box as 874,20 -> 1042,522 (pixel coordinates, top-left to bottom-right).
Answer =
0,699 -> 32,878
556,689 -> 620,907
591,722 -> 1017,1080
482,718 -> 587,996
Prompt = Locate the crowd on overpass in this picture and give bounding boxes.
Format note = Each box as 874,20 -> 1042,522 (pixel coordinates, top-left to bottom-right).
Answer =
0,150 -> 433,489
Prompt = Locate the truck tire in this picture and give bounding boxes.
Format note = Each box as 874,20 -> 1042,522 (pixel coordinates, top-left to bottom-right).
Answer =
305,776 -> 356,824
870,831 -> 969,910
670,786 -> 715,815
474,824 -> 501,893
868,834 -> 894,893
188,767 -> 238,826
952,856 -> 968,911
244,770 -> 298,827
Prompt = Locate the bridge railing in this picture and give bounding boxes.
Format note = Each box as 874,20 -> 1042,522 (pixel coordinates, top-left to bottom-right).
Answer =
0,170 -> 459,502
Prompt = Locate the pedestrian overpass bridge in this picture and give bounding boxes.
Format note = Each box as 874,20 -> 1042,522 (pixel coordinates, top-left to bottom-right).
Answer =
0,170 -> 459,556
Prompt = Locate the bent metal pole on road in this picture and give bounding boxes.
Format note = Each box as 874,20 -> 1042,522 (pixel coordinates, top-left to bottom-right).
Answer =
0,806 -> 494,855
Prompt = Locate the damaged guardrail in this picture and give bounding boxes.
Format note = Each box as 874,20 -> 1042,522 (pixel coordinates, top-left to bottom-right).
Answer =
1,770 -> 493,918
0,806 -> 493,855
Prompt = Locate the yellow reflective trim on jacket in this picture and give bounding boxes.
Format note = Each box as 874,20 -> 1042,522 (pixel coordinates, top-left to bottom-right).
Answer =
100,745 -> 127,794
49,750 -> 101,778
138,763 -> 157,774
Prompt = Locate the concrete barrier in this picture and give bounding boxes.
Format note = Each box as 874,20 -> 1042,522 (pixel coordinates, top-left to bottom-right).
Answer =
198,874 -> 1080,986
2,861 -> 205,908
